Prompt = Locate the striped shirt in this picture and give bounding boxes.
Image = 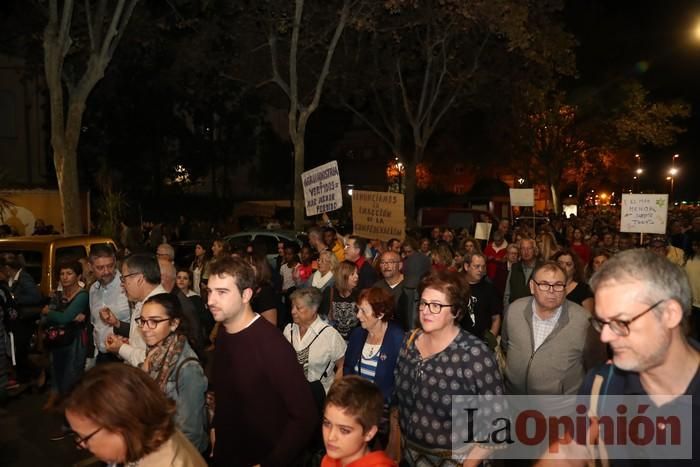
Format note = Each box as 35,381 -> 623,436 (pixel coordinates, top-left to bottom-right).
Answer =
357,343 -> 381,381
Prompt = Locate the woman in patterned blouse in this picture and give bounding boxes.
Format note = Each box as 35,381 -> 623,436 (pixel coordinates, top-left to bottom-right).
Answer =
387,270 -> 505,466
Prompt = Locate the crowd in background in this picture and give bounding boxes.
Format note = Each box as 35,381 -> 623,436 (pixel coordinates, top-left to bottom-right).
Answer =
0,204 -> 699,466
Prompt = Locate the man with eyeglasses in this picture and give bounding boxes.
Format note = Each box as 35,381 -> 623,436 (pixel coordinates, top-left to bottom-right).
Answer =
374,251 -> 416,330
539,249 -> 700,466
460,253 -> 502,346
501,262 -> 601,395
89,244 -> 130,365
103,253 -> 166,366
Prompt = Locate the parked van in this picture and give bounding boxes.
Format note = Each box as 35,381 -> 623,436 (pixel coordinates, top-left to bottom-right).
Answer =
0,235 -> 116,297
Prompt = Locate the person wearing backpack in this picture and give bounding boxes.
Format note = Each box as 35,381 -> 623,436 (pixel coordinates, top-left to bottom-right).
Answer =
138,293 -> 209,455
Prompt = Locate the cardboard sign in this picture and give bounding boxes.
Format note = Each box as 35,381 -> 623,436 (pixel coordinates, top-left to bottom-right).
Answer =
620,194 -> 668,234
509,188 -> 535,207
301,161 -> 342,216
474,222 -> 492,241
352,190 -> 405,241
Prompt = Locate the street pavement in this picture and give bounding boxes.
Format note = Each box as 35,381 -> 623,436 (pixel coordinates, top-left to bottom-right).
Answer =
0,389 -> 99,467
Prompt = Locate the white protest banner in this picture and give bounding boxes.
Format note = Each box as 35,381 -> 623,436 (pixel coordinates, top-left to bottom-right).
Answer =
620,193 -> 668,234
509,188 -> 534,207
352,190 -> 405,242
301,161 -> 342,216
474,222 -> 492,241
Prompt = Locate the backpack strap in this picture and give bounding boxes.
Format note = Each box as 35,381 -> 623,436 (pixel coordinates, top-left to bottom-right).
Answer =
174,356 -> 201,395
406,328 -> 420,349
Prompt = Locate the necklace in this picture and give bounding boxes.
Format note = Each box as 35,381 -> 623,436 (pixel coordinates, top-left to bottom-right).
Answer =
362,343 -> 381,359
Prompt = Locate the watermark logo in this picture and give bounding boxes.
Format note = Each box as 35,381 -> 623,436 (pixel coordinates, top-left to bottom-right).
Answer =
450,395 -> 693,460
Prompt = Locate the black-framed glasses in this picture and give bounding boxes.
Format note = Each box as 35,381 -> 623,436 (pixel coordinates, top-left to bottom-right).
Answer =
72,426 -> 102,449
135,317 -> 170,329
417,299 -> 453,314
531,279 -> 566,292
119,272 -> 141,283
590,300 -> 666,337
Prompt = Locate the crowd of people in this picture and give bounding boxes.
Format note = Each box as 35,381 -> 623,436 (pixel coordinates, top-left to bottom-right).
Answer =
0,206 -> 698,466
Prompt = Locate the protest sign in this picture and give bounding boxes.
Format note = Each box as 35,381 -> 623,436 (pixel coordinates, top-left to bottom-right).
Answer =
620,194 -> 668,234
509,188 -> 534,207
352,190 -> 405,242
474,222 -> 492,241
301,161 -> 342,216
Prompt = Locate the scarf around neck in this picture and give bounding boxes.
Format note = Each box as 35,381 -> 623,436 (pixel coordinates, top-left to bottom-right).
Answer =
142,333 -> 187,392
311,270 -> 333,289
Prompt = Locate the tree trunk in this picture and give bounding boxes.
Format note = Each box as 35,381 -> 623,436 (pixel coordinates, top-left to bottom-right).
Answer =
52,145 -> 83,234
293,136 -> 305,231
404,150 -> 421,228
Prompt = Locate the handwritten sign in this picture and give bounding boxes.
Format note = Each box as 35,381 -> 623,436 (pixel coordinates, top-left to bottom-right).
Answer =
352,190 -> 405,242
509,188 -> 534,207
474,222 -> 492,241
620,194 -> 668,234
301,161 -> 343,216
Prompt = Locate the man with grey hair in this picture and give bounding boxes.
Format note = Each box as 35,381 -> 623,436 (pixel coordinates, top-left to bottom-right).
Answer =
155,242 -> 175,263
502,261 -> 601,395
539,249 -> 699,465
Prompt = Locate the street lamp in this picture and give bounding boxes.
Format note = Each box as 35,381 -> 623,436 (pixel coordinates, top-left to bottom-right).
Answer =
634,154 -> 643,192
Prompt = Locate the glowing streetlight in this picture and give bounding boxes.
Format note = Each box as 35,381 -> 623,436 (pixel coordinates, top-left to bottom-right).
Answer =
669,154 -> 680,202
694,19 -> 700,41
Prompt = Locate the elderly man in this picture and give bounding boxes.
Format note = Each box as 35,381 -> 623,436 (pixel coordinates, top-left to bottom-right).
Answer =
102,253 -> 166,366
539,249 -> 699,465
503,238 -> 542,306
374,250 -> 416,330
501,262 -> 601,395
155,242 -> 175,263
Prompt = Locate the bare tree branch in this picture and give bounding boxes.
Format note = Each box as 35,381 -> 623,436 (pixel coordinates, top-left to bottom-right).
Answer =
98,0 -> 126,60
306,0 -> 350,114
84,0 -> 95,52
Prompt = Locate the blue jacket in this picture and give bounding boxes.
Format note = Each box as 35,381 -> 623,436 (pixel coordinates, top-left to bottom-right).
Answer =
343,321 -> 404,403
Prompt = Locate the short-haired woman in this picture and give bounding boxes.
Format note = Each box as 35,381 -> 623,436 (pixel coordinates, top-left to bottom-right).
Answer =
387,271 -> 505,465
64,363 -> 206,466
343,287 -> 404,447
304,250 -> 338,292
138,293 -> 209,454
321,260 -> 360,340
41,260 -> 89,411
284,288 -> 346,398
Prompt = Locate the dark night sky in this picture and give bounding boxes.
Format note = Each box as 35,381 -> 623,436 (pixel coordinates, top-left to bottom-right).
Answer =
565,0 -> 700,201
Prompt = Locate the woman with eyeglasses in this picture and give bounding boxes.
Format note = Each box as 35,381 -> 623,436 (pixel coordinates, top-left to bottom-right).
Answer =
386,271 -> 505,466
64,363 -> 206,466
137,293 -> 209,454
